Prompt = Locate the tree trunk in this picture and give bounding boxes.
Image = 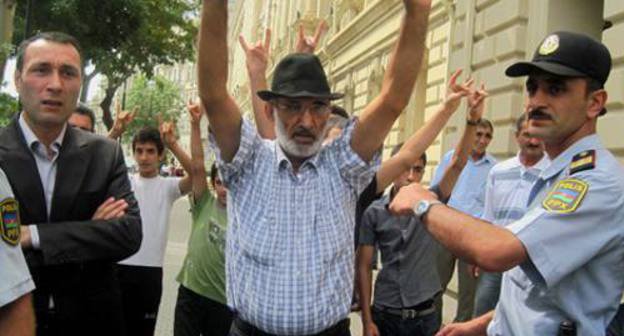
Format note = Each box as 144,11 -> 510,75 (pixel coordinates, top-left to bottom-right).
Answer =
100,84 -> 119,130
0,0 -> 17,83
80,69 -> 98,102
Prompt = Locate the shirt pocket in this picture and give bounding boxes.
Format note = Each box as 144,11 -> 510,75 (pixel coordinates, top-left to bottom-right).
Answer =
316,204 -> 351,264
238,209 -> 281,266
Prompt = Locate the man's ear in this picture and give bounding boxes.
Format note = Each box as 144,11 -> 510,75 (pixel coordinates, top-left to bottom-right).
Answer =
14,70 -> 22,91
265,103 -> 275,122
587,89 -> 607,119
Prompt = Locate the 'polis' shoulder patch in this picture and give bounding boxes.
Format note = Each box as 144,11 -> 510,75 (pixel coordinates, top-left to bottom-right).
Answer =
542,178 -> 588,214
0,198 -> 21,246
570,150 -> 595,175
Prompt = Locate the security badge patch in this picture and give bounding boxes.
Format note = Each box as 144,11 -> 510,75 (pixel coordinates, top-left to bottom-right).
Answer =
543,179 -> 588,213
539,34 -> 559,55
0,198 -> 20,246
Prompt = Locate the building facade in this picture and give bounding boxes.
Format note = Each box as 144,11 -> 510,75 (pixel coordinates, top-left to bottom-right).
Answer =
227,0 -> 624,175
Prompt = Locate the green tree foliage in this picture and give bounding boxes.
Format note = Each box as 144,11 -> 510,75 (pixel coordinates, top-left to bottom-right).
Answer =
123,74 -> 183,141
0,92 -> 18,126
11,0 -> 197,129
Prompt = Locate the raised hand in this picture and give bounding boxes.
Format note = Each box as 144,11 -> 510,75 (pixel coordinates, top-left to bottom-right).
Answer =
239,28 -> 271,75
109,102 -> 137,139
159,117 -> 178,148
443,69 -> 473,112
187,99 -> 203,125
295,20 -> 328,54
467,83 -> 488,122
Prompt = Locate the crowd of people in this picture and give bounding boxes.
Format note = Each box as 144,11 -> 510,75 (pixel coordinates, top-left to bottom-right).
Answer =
1,0 -> 624,336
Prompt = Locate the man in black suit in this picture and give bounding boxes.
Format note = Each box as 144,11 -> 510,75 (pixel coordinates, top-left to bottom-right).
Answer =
0,32 -> 142,336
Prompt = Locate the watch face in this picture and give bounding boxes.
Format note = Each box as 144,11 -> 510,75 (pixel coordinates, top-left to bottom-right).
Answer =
417,201 -> 428,214
415,200 -> 429,216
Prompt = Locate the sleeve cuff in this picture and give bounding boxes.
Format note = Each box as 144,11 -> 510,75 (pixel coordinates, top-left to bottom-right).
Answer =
29,225 -> 40,250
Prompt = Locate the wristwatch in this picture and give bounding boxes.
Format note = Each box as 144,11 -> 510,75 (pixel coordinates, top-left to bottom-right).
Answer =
413,199 -> 443,220
466,118 -> 481,126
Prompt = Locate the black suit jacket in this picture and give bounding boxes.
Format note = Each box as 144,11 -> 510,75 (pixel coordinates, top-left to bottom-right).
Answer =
0,117 -> 142,335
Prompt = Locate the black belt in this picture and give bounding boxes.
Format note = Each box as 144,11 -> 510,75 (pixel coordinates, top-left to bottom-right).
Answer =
232,317 -> 349,336
373,299 -> 435,320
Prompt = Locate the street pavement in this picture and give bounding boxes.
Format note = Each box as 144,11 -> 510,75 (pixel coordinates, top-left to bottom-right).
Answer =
155,198 -> 458,335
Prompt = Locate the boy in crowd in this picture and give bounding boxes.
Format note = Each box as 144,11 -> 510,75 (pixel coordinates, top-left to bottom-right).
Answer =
174,103 -> 232,336
110,117 -> 192,336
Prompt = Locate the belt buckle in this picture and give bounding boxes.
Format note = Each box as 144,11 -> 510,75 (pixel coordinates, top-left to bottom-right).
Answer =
401,309 -> 417,319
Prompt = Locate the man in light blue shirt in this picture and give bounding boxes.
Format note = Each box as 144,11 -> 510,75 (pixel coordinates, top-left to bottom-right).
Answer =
197,0 -> 433,335
431,119 -> 496,323
390,31 -> 624,336
473,113 -> 550,316
0,168 -> 36,335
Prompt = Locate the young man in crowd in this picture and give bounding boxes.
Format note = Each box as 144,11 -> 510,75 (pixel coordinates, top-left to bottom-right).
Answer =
431,116 -> 496,323
174,103 -> 232,336
358,75 -> 487,336
472,113 -> 549,316
110,118 -> 192,336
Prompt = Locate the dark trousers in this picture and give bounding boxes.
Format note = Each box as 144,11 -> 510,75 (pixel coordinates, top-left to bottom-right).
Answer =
117,264 -> 163,336
174,285 -> 233,336
34,288 -> 126,336
607,304 -> 624,336
229,317 -> 350,336
372,307 -> 439,336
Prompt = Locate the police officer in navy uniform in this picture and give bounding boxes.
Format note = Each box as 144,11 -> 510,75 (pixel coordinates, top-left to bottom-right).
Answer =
389,31 -> 624,335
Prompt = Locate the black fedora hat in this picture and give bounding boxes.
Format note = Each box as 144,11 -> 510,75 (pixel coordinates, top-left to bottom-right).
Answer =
257,53 -> 343,101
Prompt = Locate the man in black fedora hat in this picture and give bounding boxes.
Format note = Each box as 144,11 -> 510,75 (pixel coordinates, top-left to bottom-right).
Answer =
390,31 -> 624,335
197,0 -> 432,335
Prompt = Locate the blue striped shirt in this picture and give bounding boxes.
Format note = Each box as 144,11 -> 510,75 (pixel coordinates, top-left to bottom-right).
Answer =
212,119 -> 379,335
432,150 -> 497,218
481,154 -> 550,226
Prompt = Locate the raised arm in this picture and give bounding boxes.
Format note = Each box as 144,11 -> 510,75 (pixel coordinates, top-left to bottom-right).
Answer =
374,69 -> 471,193
198,0 -> 242,162
239,29 -> 274,139
436,84 -> 488,200
295,20 -> 328,54
160,119 -> 192,194
187,102 -> 209,201
351,0 -> 432,161
107,102 -> 136,140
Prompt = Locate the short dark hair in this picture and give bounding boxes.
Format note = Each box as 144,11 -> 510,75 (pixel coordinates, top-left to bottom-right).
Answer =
74,103 -> 96,131
16,32 -> 83,72
514,113 -> 527,133
585,77 -> 607,116
132,127 -> 164,155
477,118 -> 494,133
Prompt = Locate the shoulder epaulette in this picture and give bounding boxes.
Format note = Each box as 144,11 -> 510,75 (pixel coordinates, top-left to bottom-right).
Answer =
569,150 -> 595,175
